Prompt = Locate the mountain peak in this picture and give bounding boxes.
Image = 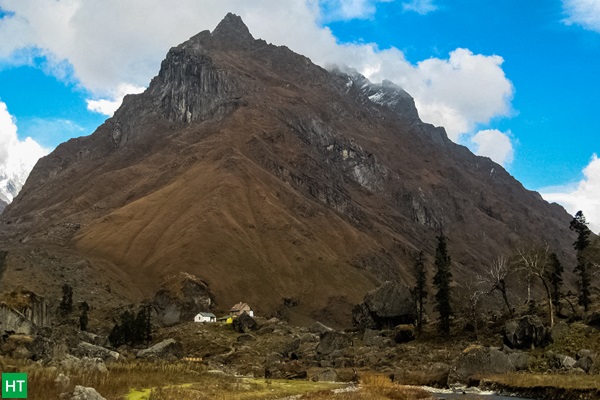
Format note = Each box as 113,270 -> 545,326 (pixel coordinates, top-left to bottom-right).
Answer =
211,13 -> 254,47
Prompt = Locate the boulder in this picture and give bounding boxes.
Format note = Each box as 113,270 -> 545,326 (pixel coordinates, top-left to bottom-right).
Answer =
61,385 -> 106,400
1,334 -> 49,360
0,305 -> 36,334
575,349 -> 595,373
309,321 -> 333,334
281,338 -> 300,359
548,352 -> 576,370
503,315 -> 552,349
508,351 -> 532,371
352,281 -> 416,329
362,329 -> 392,347
393,324 -> 415,343
136,339 -> 183,360
265,360 -> 307,380
232,312 -> 258,333
313,368 -> 338,382
76,342 -> 119,363
585,311 -> 600,329
448,346 -> 515,386
153,272 -> 214,326
316,331 -> 351,355
426,363 -> 451,387
556,300 -> 575,319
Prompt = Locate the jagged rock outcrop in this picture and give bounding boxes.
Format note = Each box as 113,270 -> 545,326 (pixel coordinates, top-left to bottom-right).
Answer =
0,13 -> 579,323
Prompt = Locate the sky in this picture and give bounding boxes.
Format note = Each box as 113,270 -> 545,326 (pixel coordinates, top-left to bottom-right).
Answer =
0,0 -> 598,231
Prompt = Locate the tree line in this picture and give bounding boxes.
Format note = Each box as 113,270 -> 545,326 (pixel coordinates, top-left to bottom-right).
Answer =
412,210 -> 598,336
58,283 -> 152,347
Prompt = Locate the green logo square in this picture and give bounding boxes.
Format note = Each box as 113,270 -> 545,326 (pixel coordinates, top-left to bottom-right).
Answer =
2,373 -> 27,398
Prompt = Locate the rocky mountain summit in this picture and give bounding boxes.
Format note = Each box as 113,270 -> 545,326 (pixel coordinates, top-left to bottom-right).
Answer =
0,14 -> 576,323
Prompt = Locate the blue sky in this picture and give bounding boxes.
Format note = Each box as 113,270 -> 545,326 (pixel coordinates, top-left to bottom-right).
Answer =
0,0 -> 598,230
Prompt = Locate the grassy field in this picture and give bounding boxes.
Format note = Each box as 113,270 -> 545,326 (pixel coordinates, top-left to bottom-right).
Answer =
486,372 -> 600,390
0,358 -> 432,400
481,372 -> 600,400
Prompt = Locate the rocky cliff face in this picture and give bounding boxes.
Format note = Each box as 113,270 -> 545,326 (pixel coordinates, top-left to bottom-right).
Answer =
0,14 -> 577,325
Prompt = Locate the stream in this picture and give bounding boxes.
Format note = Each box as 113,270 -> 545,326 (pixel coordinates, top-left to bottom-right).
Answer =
425,387 -> 533,400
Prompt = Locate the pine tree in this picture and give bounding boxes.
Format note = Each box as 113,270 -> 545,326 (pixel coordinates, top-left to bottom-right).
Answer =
109,308 -> 151,347
108,323 -> 124,347
412,251 -> 427,333
433,233 -> 453,335
548,252 -> 563,308
79,310 -> 89,331
144,305 -> 152,345
59,284 -> 73,315
570,211 -> 592,311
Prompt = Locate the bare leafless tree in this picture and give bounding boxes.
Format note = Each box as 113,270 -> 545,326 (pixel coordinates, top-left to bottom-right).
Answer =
477,256 -> 513,316
457,278 -> 486,338
514,245 -> 554,327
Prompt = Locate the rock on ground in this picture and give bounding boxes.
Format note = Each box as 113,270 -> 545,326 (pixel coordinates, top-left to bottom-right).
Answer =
503,315 -> 552,349
61,385 -> 106,400
309,321 -> 333,334
575,349 -> 596,373
76,342 -> 119,363
136,339 -> 183,360
508,351 -> 532,371
313,368 -> 338,382
352,281 -> 415,329
232,312 -> 258,333
448,346 -> 515,386
316,331 -> 351,355
547,351 -> 577,370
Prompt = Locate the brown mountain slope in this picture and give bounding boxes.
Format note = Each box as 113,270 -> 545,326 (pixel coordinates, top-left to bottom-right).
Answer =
0,14 -> 576,323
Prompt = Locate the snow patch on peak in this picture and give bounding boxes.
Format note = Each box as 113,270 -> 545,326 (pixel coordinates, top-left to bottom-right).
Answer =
0,102 -> 49,205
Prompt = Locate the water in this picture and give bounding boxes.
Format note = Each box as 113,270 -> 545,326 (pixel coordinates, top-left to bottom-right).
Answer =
425,387 -> 532,400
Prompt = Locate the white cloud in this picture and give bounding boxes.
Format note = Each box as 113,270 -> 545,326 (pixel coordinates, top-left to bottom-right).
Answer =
471,129 -> 514,167
0,0 -> 513,142
563,0 -> 600,32
541,154 -> 600,234
319,0 -> 393,21
402,0 -> 438,15
0,100 -> 18,164
0,101 -> 49,202
404,49 -> 513,140
87,83 -> 146,116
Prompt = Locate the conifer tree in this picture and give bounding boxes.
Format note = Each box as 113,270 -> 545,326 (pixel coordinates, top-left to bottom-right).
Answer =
59,284 -> 73,315
570,211 -> 592,311
548,252 -> 563,308
412,251 -> 427,333
433,233 -> 453,335
79,301 -> 89,331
